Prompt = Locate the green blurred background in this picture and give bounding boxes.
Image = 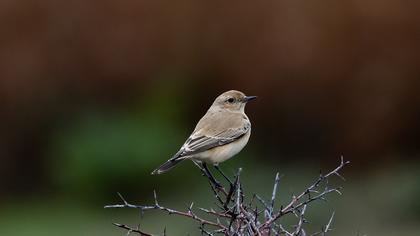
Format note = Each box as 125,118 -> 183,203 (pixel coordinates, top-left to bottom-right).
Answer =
1,1 -> 420,235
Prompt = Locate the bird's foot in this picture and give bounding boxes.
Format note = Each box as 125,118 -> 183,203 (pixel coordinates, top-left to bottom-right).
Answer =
213,181 -> 223,190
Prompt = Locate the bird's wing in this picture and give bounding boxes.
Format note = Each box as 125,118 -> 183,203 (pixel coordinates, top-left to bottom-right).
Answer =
176,124 -> 250,159
173,111 -> 250,159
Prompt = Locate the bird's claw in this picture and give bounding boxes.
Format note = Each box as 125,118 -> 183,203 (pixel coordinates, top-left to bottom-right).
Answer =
214,181 -> 223,190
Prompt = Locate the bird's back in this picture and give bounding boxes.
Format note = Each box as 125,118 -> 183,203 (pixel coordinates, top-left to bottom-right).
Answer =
193,109 -> 249,137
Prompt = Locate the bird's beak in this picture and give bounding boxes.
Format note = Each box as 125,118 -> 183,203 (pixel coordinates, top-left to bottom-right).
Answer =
244,96 -> 257,102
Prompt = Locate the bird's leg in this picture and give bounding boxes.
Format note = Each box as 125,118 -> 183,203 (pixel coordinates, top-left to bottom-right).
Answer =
192,160 -> 223,190
214,164 -> 234,186
192,160 -> 211,178
192,161 -> 227,206
202,163 -> 222,189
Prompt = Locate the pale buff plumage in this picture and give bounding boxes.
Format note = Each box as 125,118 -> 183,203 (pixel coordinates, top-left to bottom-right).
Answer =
152,90 -> 256,175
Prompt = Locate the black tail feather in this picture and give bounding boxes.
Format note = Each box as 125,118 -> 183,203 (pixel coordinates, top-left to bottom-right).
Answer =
151,158 -> 185,175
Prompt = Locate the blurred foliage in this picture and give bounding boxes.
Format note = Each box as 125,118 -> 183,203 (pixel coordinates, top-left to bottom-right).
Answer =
48,83 -> 192,197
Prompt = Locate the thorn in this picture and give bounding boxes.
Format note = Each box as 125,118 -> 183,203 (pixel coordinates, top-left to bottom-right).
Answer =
334,172 -> 346,181
139,208 -> 144,218
153,190 -> 158,205
117,192 -> 128,205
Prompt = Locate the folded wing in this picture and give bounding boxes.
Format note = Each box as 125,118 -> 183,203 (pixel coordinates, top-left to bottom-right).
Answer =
175,121 -> 251,159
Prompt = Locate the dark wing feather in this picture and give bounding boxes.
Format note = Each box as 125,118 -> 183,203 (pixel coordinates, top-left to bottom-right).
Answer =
173,122 -> 251,159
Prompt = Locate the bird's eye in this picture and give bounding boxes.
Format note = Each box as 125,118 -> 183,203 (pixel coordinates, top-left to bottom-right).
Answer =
227,98 -> 235,103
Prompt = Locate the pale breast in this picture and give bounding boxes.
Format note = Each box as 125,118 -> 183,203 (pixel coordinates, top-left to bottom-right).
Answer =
193,130 -> 251,164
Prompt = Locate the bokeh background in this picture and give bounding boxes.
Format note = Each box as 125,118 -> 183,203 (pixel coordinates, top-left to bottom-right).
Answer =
1,1 -> 420,235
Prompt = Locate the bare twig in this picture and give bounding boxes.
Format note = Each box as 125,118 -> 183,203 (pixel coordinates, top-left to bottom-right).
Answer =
293,204 -> 307,236
259,157 -> 349,231
112,223 -> 154,236
105,191 -> 227,235
106,157 -> 349,235
270,173 -> 281,214
322,212 -> 335,235
308,212 -> 335,236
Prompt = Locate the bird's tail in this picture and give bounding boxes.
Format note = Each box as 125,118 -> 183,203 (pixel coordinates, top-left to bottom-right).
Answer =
151,158 -> 185,175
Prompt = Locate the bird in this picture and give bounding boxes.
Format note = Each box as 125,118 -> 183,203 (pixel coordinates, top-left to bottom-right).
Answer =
151,90 -> 256,178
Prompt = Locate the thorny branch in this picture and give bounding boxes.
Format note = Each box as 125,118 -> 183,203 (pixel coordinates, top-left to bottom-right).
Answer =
105,157 -> 350,236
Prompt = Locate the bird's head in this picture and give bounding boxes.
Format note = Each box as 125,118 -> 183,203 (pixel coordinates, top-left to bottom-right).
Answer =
211,90 -> 257,112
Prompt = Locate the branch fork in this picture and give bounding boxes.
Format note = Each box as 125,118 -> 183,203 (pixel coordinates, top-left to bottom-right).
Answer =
105,157 -> 350,235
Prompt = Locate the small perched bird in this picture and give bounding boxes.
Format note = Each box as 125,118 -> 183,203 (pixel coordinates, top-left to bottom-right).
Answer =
152,90 -> 256,176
